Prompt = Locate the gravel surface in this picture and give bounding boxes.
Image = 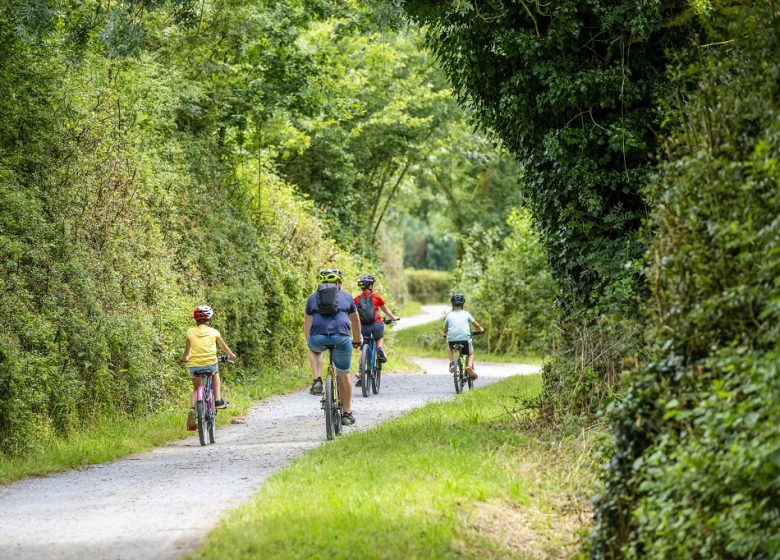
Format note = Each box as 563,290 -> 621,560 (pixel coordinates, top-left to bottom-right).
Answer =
0,358 -> 539,560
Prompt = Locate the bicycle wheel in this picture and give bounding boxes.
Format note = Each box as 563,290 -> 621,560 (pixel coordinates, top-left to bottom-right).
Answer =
196,400 -> 207,446
334,401 -> 343,436
207,399 -> 216,444
453,361 -> 462,394
324,375 -> 336,440
372,361 -> 381,394
360,344 -> 370,398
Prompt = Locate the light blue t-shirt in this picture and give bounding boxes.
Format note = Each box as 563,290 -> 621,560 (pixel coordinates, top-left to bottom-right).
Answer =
444,310 -> 474,341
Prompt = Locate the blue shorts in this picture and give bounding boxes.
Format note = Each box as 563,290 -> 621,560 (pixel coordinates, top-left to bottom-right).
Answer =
307,333 -> 352,372
360,321 -> 385,340
189,362 -> 218,378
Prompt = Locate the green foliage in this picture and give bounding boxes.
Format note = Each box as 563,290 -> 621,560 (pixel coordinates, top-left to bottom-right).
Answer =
459,210 -> 556,356
0,1 -> 375,456
590,5 -> 780,557
401,0 -> 697,312
399,0 -> 703,421
404,268 -> 451,303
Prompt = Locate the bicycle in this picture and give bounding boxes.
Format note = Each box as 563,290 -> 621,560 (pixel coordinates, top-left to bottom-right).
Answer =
192,355 -> 232,446
359,318 -> 398,398
451,330 -> 484,394
321,345 -> 343,440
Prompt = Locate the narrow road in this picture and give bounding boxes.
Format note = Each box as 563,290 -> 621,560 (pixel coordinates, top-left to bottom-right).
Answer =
395,303 -> 449,330
0,313 -> 539,560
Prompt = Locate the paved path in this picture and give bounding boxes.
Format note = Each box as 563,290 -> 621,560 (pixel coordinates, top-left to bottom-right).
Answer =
0,361 -> 539,559
395,304 -> 448,331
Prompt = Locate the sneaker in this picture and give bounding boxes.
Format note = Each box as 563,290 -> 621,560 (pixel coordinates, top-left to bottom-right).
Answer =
377,347 -> 387,363
355,376 -> 363,387
310,378 -> 323,395
215,399 -> 229,409
449,362 -> 455,373
186,408 -> 196,431
465,366 -> 478,380
342,411 -> 355,426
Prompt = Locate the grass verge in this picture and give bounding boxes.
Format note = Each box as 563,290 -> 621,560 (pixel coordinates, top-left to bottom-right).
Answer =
0,366 -> 309,485
397,299 -> 423,317
391,319 -> 546,365
191,374 -> 599,560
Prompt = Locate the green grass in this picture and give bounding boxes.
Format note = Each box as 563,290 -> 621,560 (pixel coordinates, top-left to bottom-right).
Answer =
0,366 -> 310,485
391,319 -> 546,365
191,375 -> 598,559
397,299 -> 423,317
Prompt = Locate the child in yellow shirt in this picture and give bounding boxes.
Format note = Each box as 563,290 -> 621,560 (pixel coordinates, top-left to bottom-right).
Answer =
180,305 -> 237,428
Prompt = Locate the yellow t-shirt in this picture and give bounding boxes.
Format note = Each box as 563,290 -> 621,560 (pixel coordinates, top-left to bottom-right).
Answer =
186,324 -> 221,367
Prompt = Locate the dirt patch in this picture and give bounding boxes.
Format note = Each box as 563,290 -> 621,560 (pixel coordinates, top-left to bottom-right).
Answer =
464,496 -> 592,559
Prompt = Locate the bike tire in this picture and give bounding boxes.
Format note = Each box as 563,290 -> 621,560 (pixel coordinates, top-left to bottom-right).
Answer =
372,361 -> 381,394
360,345 -> 370,398
208,402 -> 216,444
325,376 -> 336,440
453,361 -> 462,394
196,400 -> 207,446
335,402 -> 343,436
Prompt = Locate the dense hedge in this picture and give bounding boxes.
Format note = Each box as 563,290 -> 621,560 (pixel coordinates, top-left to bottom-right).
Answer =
590,5 -> 780,557
404,269 -> 452,303
0,12 -> 367,456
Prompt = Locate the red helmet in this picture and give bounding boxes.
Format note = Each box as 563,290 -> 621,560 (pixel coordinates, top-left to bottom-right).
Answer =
193,305 -> 214,321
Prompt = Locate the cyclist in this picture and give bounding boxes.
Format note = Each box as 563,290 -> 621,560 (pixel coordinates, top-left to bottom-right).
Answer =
354,274 -> 398,387
443,293 -> 485,379
304,268 -> 362,426
180,305 -> 237,430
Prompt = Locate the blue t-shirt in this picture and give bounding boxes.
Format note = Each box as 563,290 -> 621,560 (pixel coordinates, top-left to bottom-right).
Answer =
306,289 -> 357,336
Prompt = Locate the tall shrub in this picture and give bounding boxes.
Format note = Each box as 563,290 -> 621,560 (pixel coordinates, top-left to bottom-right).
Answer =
590,5 -> 780,557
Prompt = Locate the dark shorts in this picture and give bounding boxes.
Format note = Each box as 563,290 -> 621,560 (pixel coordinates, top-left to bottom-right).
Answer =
360,321 -> 385,341
448,340 -> 473,355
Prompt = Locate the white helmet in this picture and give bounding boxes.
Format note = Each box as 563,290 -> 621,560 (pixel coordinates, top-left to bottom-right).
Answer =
193,305 -> 214,321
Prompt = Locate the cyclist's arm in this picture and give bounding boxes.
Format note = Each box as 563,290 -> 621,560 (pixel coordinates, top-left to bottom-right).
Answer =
379,304 -> 397,321
216,336 -> 237,361
348,311 -> 362,345
472,319 -> 485,332
180,338 -> 191,363
304,314 -> 313,339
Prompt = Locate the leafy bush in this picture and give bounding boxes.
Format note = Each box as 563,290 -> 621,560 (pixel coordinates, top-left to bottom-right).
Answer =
590,5 -> 780,557
404,269 -> 452,303
0,14 -> 368,456
461,210 -> 556,356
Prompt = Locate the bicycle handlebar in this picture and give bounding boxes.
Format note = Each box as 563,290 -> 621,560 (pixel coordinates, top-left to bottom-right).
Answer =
383,317 -> 400,325
217,356 -> 235,364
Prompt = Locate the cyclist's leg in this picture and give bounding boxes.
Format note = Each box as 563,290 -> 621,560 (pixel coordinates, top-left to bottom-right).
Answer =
212,371 -> 221,401
332,335 -> 353,413
307,335 -> 327,379
446,342 -> 455,365
307,349 -> 324,379
190,376 -> 201,408
374,322 -> 387,361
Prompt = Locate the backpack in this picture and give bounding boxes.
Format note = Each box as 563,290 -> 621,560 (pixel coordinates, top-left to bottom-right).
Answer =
357,294 -> 376,325
315,283 -> 340,315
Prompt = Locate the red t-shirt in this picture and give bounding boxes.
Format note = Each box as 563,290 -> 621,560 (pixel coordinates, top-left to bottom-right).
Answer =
354,291 -> 385,323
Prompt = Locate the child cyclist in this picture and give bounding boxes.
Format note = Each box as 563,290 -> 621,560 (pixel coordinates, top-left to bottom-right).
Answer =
354,274 -> 399,387
443,293 -> 485,379
180,305 -> 237,429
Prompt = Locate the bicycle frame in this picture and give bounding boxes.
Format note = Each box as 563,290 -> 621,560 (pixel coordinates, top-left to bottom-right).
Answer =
323,346 -> 342,440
